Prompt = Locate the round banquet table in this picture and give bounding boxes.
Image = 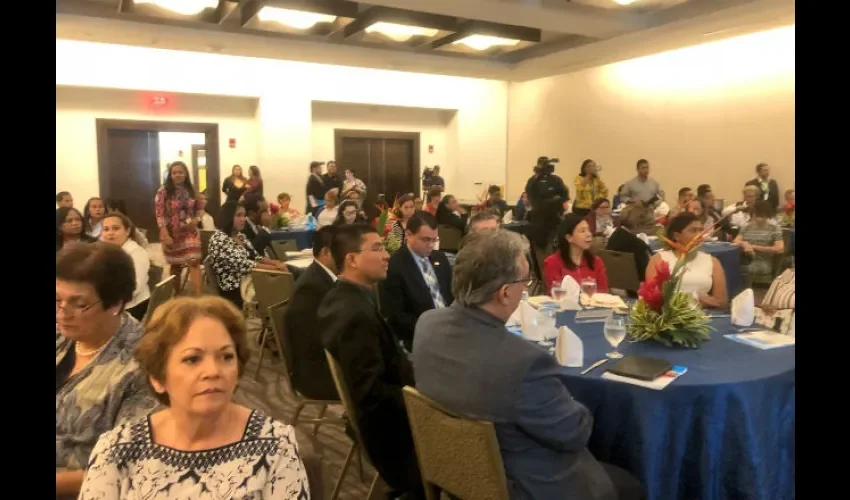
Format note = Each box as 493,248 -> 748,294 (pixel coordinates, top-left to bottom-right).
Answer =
649,241 -> 742,297
270,229 -> 314,250
534,311 -> 795,500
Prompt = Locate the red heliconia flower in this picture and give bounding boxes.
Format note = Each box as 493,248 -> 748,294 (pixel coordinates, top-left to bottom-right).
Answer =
638,280 -> 664,313
269,203 -> 280,215
653,260 -> 671,285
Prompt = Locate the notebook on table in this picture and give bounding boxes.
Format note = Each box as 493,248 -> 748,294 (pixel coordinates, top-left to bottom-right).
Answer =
605,355 -> 672,381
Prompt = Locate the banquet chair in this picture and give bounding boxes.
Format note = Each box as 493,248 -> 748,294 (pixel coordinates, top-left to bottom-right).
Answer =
437,225 -> 463,254
325,350 -> 382,500
251,269 -> 295,378
268,300 -> 344,435
147,265 -> 163,291
202,257 -> 219,295
272,240 -> 299,261
590,236 -> 607,256
599,250 -> 641,296
142,275 -> 177,325
200,230 -> 215,259
402,386 -> 509,500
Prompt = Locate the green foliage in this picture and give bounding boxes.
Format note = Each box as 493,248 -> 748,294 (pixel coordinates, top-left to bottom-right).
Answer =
272,214 -> 290,230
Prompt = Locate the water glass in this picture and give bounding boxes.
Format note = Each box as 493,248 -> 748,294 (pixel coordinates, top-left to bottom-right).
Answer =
551,282 -> 566,301
538,306 -> 558,340
603,316 -> 626,359
581,278 -> 597,300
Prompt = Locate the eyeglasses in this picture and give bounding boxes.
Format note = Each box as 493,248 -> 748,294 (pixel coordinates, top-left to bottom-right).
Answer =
56,299 -> 101,317
343,210 -> 358,217
505,276 -> 534,288
353,244 -> 387,254
417,236 -> 440,245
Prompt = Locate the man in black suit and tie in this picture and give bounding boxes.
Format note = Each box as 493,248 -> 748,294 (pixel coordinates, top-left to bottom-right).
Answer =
380,211 -> 453,351
283,226 -> 338,400
318,224 -> 423,499
745,162 -> 780,211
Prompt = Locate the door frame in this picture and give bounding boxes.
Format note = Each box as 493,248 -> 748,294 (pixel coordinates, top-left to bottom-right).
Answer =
95,119 -> 222,213
333,129 -> 421,196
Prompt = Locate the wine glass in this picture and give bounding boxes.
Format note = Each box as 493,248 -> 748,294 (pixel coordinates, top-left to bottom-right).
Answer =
603,316 -> 627,359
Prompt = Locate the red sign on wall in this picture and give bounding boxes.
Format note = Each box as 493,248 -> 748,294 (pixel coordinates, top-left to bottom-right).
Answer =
229,138 -> 236,148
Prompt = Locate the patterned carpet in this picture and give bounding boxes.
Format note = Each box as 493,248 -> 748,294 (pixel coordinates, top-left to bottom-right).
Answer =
235,317 -> 378,500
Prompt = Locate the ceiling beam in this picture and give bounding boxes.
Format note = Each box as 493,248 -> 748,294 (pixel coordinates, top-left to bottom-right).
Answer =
356,0 -> 647,39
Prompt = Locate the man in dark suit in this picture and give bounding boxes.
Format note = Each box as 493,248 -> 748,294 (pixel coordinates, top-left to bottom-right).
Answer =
282,226 -> 338,400
413,229 -> 645,500
745,162 -> 780,211
380,211 -> 452,351
321,160 -> 343,194
305,161 -> 327,216
318,224 -> 423,499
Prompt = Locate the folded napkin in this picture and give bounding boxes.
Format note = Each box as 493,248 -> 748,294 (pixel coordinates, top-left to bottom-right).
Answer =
731,289 -> 755,326
636,233 -> 650,244
520,301 -> 544,341
559,275 -> 582,310
555,326 -> 583,368
586,293 -> 627,309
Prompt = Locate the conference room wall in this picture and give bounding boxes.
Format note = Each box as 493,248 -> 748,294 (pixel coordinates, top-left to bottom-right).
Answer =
56,40 -> 508,211
507,25 -> 795,207
311,101 -> 455,193
56,85 -> 259,209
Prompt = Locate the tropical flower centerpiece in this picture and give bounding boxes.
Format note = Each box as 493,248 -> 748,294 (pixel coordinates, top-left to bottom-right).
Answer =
376,207 -> 401,254
628,217 -> 728,348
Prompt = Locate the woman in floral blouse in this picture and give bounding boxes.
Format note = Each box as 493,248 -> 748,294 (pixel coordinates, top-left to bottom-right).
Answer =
572,159 -> 609,217
208,201 -> 290,308
154,161 -> 202,295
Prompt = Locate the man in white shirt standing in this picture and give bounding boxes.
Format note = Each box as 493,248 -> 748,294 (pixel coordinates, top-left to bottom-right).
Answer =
619,159 -> 663,205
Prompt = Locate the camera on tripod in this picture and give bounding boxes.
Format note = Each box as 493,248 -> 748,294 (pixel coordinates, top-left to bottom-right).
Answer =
535,156 -> 559,174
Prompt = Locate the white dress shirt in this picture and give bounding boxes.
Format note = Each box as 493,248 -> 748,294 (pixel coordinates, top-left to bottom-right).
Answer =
122,239 -> 151,309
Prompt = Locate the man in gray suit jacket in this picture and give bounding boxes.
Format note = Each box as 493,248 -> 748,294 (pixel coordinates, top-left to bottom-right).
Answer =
411,229 -> 644,500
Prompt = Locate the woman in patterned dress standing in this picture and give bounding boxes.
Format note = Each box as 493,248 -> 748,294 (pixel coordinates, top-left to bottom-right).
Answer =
155,161 -> 202,295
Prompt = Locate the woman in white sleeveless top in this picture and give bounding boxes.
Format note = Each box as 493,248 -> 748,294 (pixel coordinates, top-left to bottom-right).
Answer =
646,212 -> 728,309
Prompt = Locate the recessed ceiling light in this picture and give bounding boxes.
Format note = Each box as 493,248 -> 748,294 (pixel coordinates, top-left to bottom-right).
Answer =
365,22 -> 438,42
257,6 -> 336,30
453,35 -> 521,51
614,0 -> 639,5
134,0 -> 217,16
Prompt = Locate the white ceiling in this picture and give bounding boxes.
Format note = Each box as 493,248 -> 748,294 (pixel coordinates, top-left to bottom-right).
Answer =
55,0 -> 795,81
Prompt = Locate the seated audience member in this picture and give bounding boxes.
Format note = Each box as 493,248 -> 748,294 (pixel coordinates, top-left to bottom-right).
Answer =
318,224 -> 423,499
722,185 -> 760,230
686,198 -> 714,226
333,199 -> 367,226
57,207 -> 97,252
57,191 -> 74,209
761,265 -> 795,312
390,194 -> 417,249
79,297 -> 309,499
100,213 -> 151,321
612,185 -> 625,210
243,196 -> 267,242
380,212 -> 452,350
83,197 -> 106,240
606,205 -> 653,282
667,187 -> 694,219
544,214 -> 609,294
412,229 -> 646,500
424,188 -> 442,216
208,201 -> 288,308
485,185 -> 510,218
103,199 -> 149,246
435,194 -> 469,233
585,197 -> 615,237
413,195 -> 424,212
734,200 -> 784,287
277,192 -> 301,220
468,211 -> 501,234
56,243 -> 159,498
781,189 -> 795,227
317,188 -> 340,227
513,191 -> 529,221
251,201 -> 275,258
196,191 -> 216,230
647,213 -> 728,308
284,226 -> 339,400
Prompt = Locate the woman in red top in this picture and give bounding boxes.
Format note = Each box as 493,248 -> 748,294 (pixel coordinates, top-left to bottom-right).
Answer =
543,214 -> 609,294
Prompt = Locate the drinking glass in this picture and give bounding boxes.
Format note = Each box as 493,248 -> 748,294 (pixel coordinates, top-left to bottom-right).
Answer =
551,282 -> 566,301
581,278 -> 597,300
603,316 -> 627,359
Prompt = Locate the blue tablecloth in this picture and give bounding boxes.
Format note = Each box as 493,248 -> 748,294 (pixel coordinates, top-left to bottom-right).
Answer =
650,241 -> 742,297
269,229 -> 314,250
536,311 -> 795,500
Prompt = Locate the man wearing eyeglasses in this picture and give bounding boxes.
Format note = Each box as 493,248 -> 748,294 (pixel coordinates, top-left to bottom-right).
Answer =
380,211 -> 453,351
318,224 -> 424,499
411,229 -> 645,500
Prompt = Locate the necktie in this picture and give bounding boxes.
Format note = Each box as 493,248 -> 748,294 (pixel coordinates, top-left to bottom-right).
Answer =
420,257 -> 446,308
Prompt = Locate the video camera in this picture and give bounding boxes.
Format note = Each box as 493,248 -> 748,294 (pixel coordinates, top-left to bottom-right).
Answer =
535,156 -> 559,175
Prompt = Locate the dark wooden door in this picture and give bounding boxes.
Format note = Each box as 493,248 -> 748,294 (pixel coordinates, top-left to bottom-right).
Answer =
337,132 -> 417,211
101,129 -> 161,242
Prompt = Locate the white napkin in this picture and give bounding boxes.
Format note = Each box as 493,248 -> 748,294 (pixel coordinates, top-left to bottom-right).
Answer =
559,276 -> 581,310
731,289 -> 755,326
555,326 -> 583,367
520,302 -> 544,341
636,233 -> 650,244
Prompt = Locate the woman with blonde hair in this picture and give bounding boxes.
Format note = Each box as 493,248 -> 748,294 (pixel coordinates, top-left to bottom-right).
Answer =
78,296 -> 310,499
316,188 -> 340,227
